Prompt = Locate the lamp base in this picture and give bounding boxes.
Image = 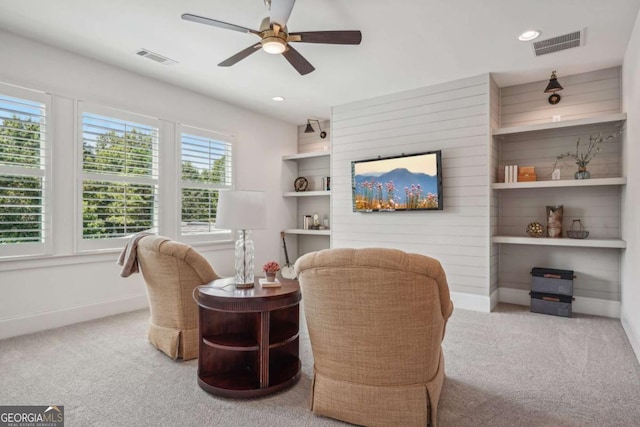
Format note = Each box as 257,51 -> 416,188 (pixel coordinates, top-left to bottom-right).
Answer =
234,281 -> 254,289
234,230 -> 255,286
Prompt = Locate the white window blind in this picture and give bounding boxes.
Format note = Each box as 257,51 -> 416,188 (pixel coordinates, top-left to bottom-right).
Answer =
79,106 -> 159,249
0,89 -> 48,257
179,126 -> 232,240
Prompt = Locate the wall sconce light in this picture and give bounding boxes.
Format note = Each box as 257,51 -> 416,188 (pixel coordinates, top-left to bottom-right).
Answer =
304,119 -> 327,139
544,71 -> 564,105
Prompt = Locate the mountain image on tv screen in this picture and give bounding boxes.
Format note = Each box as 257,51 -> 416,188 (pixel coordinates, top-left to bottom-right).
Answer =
352,151 -> 442,212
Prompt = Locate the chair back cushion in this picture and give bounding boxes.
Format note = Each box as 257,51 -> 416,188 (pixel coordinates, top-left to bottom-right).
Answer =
295,247 -> 453,386
136,235 -> 219,359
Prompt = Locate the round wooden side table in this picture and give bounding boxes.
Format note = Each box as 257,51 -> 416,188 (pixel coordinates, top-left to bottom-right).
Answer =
194,277 -> 301,398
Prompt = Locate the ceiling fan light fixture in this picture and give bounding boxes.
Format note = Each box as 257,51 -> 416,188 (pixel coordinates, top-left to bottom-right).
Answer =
261,37 -> 287,54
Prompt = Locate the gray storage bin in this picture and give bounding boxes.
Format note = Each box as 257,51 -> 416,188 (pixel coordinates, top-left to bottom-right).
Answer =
531,275 -> 573,296
530,267 -> 574,296
530,292 -> 573,317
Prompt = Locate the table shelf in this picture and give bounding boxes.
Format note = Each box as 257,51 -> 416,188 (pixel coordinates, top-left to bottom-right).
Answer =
202,333 -> 259,351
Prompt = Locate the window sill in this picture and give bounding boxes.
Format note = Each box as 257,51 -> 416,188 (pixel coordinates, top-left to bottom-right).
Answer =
0,241 -> 235,272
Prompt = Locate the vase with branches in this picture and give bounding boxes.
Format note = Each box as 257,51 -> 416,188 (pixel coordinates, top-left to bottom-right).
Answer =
553,129 -> 623,179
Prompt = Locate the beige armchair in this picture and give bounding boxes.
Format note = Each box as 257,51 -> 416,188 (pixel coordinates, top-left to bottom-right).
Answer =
295,248 -> 453,427
136,235 -> 220,360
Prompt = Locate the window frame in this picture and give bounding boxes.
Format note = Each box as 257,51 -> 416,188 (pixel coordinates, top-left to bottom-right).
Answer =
75,102 -> 160,252
0,83 -> 52,258
177,124 -> 234,244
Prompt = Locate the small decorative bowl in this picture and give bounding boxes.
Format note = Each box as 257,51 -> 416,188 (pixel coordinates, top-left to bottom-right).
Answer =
566,219 -> 589,239
566,230 -> 589,239
526,222 -> 544,237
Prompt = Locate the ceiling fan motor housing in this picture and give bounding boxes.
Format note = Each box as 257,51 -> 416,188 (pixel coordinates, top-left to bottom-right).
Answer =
261,30 -> 288,54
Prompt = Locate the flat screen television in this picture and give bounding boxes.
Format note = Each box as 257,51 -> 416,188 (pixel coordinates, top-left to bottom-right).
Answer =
351,150 -> 443,212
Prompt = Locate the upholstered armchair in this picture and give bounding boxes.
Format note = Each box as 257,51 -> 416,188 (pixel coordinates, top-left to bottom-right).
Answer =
295,248 -> 453,427
136,235 -> 220,360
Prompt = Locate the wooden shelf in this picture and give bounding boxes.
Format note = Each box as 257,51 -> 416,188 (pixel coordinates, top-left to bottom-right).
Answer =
493,113 -> 627,136
492,177 -> 626,190
284,228 -> 330,236
269,321 -> 299,348
199,370 -> 258,392
282,151 -> 330,160
492,235 -> 626,248
202,334 -> 258,351
283,190 -> 330,197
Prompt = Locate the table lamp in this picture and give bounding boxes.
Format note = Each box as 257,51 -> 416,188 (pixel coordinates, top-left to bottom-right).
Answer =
216,190 -> 267,288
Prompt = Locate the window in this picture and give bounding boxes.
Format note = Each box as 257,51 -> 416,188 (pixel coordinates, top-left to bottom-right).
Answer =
79,104 -> 159,250
179,125 -> 233,242
0,86 -> 49,257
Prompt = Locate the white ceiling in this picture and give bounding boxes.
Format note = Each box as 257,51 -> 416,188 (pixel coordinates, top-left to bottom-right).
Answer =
0,0 -> 639,125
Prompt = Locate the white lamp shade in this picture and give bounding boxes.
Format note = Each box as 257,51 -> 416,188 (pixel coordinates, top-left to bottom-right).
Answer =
216,190 -> 267,230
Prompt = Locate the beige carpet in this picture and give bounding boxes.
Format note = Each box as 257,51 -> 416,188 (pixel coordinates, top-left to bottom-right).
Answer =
1,303 -> 639,426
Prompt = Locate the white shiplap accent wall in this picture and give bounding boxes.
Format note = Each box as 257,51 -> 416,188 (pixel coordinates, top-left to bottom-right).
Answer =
495,67 -> 624,307
331,75 -> 491,308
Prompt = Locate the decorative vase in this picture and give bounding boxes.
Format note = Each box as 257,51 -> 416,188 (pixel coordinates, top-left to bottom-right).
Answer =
546,205 -> 563,238
234,230 -> 254,288
574,166 -> 591,180
265,272 -> 276,282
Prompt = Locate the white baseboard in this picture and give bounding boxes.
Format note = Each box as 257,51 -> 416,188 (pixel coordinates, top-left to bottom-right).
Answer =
490,288 -> 499,311
498,287 -> 620,318
0,294 -> 149,340
620,305 -> 640,364
450,291 -> 491,313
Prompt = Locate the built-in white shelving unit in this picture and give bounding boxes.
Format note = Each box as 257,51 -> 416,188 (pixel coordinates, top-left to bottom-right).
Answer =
491,104 -> 627,313
493,112 -> 627,251
282,142 -> 331,258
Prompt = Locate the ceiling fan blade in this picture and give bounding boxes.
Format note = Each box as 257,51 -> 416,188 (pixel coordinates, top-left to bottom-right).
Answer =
282,45 -> 315,75
290,31 -> 362,45
182,13 -> 260,35
270,0 -> 296,28
218,44 -> 262,67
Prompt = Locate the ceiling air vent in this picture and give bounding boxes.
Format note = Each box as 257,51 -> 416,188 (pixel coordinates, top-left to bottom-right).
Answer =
532,30 -> 584,56
135,49 -> 178,65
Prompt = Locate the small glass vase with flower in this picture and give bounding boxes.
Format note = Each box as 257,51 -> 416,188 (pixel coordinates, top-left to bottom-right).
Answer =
263,261 -> 280,282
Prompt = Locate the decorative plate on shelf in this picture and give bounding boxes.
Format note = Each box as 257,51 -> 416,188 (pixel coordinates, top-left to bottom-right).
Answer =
526,222 -> 544,237
294,177 -> 308,192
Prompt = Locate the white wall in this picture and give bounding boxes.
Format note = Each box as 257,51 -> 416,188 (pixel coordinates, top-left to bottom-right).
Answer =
0,30 -> 297,339
621,10 -> 640,361
331,74 -> 492,312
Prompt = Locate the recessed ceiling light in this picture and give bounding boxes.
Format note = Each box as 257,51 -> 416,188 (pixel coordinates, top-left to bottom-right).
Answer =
519,30 -> 541,41
272,96 -> 285,102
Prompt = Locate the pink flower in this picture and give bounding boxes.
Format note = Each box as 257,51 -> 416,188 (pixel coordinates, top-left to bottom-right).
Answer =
263,261 -> 280,273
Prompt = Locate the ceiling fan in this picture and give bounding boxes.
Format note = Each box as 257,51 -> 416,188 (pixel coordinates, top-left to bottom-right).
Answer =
181,0 -> 362,75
